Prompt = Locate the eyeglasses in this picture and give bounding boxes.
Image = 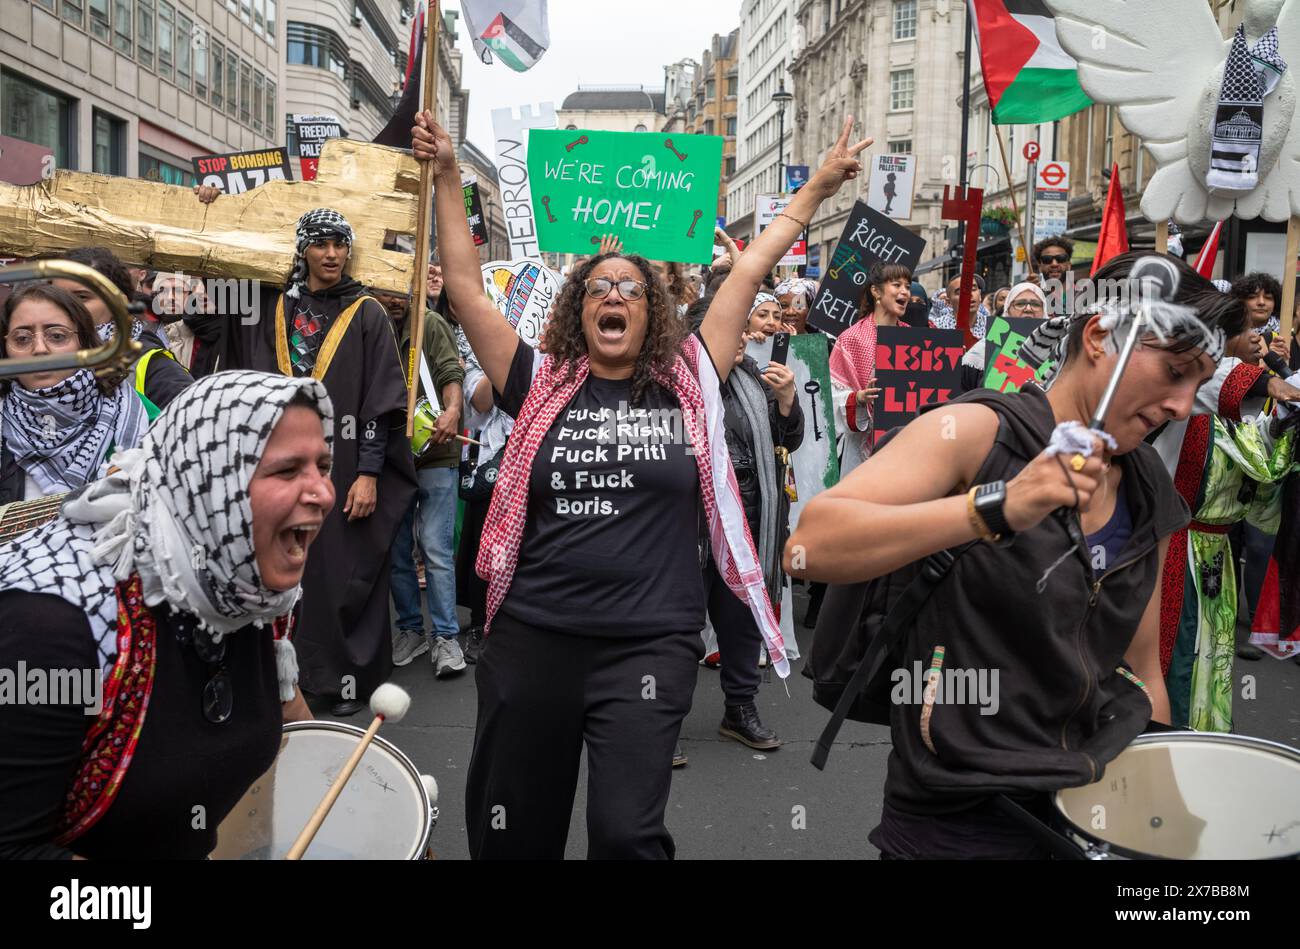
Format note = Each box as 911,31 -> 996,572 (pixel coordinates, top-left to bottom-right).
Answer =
1039,253 -> 1071,265
585,277 -> 647,301
4,326 -> 79,352
1009,299 -> 1045,312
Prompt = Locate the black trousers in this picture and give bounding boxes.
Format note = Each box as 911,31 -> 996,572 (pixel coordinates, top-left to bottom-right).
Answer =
465,612 -> 703,859
704,562 -> 763,705
455,496 -> 490,628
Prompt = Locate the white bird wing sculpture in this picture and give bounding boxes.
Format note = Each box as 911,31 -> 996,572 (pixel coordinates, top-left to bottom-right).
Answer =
1044,0 -> 1300,224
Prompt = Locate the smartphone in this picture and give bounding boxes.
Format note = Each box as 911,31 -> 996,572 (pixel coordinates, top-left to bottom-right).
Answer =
770,332 -> 790,366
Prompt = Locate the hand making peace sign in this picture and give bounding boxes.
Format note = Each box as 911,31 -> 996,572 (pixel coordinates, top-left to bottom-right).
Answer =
809,117 -> 874,200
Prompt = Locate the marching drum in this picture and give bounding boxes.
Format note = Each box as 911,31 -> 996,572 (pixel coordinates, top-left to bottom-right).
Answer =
212,721 -> 437,860
1054,732 -> 1300,860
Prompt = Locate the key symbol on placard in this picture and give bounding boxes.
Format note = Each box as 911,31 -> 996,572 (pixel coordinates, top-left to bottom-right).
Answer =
664,138 -> 688,162
541,195 -> 557,223
804,380 -> 823,441
686,209 -> 703,238
566,135 -> 589,152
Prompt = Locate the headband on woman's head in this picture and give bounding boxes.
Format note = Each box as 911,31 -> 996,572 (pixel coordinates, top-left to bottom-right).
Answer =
749,292 -> 778,317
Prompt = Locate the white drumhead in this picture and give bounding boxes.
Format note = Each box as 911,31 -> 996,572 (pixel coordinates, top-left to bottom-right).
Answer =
212,721 -> 431,860
1055,733 -> 1300,859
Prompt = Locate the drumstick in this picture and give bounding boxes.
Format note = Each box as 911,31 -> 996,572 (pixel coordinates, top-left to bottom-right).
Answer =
285,684 -> 411,860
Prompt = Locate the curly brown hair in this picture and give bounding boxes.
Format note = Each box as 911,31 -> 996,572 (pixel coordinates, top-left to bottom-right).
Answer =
662,261 -> 695,311
542,253 -> 685,405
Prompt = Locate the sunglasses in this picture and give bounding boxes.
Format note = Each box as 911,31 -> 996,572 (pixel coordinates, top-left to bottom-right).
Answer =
585,277 -> 647,301
1039,253 -> 1070,265
175,616 -> 233,724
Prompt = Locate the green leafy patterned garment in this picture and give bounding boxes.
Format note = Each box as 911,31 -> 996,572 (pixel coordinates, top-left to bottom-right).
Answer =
1170,418 -> 1297,732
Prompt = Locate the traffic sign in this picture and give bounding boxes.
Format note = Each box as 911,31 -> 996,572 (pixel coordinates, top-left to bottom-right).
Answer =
1023,141 -> 1041,162
1037,161 -> 1070,191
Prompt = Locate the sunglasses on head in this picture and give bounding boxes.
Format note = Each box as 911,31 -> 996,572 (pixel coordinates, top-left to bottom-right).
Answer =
584,277 -> 647,301
1039,253 -> 1070,265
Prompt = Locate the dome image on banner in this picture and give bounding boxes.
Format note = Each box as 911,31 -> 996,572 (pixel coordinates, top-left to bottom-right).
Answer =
480,258 -> 562,347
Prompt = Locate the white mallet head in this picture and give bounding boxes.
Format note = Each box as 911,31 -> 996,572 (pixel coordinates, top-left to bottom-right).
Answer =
420,774 -> 439,806
370,683 -> 411,723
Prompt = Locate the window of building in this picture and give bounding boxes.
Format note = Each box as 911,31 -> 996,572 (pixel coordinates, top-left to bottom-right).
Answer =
225,48 -> 238,116
252,72 -> 264,133
706,79 -> 716,100
265,78 -> 276,136
140,147 -> 194,185
239,60 -> 251,124
254,0 -> 264,33
704,119 -> 714,135
1,70 -> 74,169
157,0 -> 174,81
287,23 -> 348,81
62,0 -> 83,28
889,139 -> 912,154
633,123 -> 647,132
92,109 -> 125,175
89,0 -> 111,41
34,0 -> 55,10
240,0 -> 251,23
893,0 -> 917,40
725,155 -> 735,176
136,0 -> 154,69
112,0 -> 132,53
890,69 -> 914,111
727,77 -> 737,96
565,123 -> 577,130
176,12 -> 192,92
726,116 -> 736,135
210,39 -> 223,108
265,0 -> 276,40
195,31 -> 207,99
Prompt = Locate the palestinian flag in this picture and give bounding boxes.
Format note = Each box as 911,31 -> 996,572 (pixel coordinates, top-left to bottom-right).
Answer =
969,0 -> 1092,125
461,1 -> 550,72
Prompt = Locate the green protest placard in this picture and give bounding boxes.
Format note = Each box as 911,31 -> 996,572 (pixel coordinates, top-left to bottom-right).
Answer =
982,315 -> 1055,393
527,129 -> 724,264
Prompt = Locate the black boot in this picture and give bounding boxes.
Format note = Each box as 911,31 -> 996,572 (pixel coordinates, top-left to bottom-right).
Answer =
462,626 -> 484,664
719,702 -> 780,750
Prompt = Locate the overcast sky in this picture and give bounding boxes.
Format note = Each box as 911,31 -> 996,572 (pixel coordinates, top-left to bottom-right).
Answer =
448,1 -> 744,152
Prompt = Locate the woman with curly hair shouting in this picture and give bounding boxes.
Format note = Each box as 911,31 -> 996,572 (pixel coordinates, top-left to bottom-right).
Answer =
413,110 -> 870,859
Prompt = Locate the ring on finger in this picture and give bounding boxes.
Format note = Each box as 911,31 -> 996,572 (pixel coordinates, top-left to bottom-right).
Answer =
1069,453 -> 1087,473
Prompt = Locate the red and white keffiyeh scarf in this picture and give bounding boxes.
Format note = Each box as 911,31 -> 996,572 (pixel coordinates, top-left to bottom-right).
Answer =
477,334 -> 790,678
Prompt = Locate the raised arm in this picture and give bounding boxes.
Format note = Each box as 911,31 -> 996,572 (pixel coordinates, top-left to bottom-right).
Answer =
699,117 -> 872,380
412,111 -> 520,392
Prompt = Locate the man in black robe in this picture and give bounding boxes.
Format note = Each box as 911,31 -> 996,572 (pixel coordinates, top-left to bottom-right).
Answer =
186,201 -> 417,716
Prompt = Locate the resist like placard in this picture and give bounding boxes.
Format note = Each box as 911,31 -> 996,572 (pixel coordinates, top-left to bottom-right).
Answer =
528,129 -> 724,263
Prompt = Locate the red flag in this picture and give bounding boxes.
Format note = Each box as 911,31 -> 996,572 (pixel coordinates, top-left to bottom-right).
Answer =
1194,220 -> 1223,278
1090,163 -> 1129,276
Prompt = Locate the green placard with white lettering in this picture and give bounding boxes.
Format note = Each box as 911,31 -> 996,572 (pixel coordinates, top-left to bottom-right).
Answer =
527,129 -> 724,264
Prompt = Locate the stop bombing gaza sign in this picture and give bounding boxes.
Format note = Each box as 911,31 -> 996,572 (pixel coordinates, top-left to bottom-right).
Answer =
528,129 -> 724,264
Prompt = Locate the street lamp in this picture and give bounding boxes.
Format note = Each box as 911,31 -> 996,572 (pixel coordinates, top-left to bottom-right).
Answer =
771,81 -> 794,193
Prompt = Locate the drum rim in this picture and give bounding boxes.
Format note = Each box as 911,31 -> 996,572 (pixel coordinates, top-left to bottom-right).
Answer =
1053,730 -> 1300,860
280,720 -> 433,860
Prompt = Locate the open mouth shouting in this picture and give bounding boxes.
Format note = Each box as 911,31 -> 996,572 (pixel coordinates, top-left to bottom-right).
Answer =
279,521 -> 322,567
597,309 -> 628,341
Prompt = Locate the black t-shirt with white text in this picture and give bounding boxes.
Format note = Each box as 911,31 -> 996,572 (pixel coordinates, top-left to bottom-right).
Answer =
495,339 -> 706,636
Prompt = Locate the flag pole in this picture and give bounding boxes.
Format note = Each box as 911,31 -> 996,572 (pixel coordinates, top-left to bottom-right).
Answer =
407,1 -> 441,437
1281,215 -> 1299,345
992,125 -> 1035,278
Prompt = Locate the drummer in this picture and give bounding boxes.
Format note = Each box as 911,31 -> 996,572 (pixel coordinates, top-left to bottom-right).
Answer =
0,371 -> 331,859
788,253 -> 1242,858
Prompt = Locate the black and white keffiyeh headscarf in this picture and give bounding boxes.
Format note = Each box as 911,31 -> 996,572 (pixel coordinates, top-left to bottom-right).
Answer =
285,208 -> 354,300
95,316 -> 146,344
0,369 -> 146,495
0,371 -> 334,699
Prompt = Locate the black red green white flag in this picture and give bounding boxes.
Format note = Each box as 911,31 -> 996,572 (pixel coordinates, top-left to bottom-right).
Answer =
461,1 -> 550,72
969,0 -> 1091,125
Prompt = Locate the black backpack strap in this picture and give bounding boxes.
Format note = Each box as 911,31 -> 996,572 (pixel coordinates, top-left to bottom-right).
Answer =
810,547 -> 965,771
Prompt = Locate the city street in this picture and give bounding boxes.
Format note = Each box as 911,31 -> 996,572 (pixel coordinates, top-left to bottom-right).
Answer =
319,586 -> 1300,860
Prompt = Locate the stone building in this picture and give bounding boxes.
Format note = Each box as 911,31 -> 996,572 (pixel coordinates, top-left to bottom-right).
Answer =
556,85 -> 666,134
726,0 -> 798,242
684,28 -> 739,224
788,0 -> 969,288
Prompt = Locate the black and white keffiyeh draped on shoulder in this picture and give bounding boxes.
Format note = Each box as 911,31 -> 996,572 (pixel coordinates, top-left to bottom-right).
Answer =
284,207 -> 354,301
0,371 -> 334,700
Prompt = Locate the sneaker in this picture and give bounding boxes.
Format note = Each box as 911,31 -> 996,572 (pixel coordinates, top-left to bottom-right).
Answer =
462,626 -> 484,664
392,629 -> 430,667
719,702 -> 780,750
672,743 -> 688,768
433,635 -> 467,678
699,651 -> 721,669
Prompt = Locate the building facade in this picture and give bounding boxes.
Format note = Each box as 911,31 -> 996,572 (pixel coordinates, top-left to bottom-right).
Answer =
556,85 -> 666,134
726,0 -> 798,242
789,0 -> 968,287
2,0 -> 283,184
661,58 -> 696,135
684,28 -> 739,224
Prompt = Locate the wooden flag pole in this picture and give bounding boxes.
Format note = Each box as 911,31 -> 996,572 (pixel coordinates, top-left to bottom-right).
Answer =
992,126 -> 1036,278
1281,215 -> 1299,345
406,2 -> 441,437
1155,221 -> 1169,255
